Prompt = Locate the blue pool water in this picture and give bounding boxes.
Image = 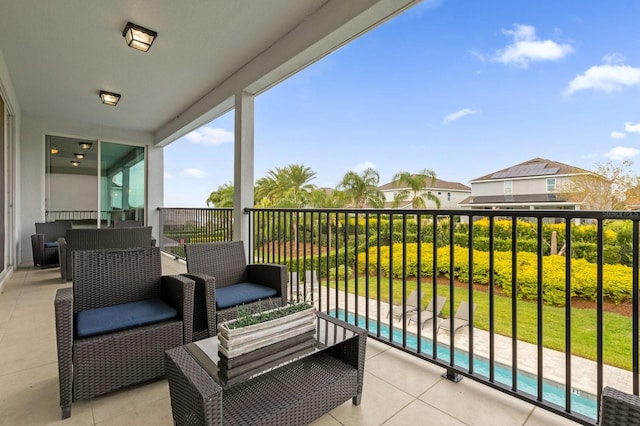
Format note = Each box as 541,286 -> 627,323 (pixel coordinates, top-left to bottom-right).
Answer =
332,310 -> 597,420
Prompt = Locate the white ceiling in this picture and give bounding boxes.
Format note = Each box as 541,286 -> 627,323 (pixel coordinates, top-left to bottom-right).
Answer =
0,0 -> 418,145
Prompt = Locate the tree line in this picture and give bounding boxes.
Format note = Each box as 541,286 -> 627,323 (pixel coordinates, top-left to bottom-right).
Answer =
206,164 -> 442,209
207,160 -> 640,211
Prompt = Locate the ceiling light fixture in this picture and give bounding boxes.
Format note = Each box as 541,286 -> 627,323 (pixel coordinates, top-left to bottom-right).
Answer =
78,142 -> 93,150
122,21 -> 157,52
50,147 -> 59,155
99,90 -> 121,106
74,153 -> 85,159
70,161 -> 81,166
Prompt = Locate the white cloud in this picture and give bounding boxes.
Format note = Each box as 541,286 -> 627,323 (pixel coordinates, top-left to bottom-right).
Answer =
566,64 -> 640,94
184,126 -> 233,146
611,131 -> 626,139
604,146 -> 640,160
443,108 -> 478,124
180,168 -> 208,178
625,122 -> 640,133
603,52 -> 625,65
352,161 -> 376,172
493,24 -> 573,68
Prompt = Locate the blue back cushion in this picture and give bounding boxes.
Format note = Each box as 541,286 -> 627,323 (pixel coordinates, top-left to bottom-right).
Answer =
44,241 -> 59,248
216,282 -> 278,309
76,299 -> 177,338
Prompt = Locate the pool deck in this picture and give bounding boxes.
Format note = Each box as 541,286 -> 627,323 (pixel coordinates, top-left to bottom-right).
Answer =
315,283 -> 633,397
0,254 -> 586,425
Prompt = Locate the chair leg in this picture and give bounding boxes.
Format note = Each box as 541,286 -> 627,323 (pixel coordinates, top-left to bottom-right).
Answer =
61,405 -> 71,419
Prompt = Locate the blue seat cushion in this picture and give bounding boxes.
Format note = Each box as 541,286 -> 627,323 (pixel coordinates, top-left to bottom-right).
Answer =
215,282 -> 278,309
76,299 -> 178,338
44,241 -> 58,248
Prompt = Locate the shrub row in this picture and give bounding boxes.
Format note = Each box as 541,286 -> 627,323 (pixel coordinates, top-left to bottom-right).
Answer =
355,243 -> 633,306
254,216 -> 636,266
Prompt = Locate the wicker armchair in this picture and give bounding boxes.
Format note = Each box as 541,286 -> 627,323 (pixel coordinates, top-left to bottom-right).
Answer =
54,247 -> 195,419
30,221 -> 72,268
113,219 -> 143,227
58,227 -> 154,281
600,386 -> 640,425
184,241 -> 287,341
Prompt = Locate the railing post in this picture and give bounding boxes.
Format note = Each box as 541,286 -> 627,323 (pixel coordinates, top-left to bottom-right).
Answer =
158,207 -> 165,254
442,367 -> 462,383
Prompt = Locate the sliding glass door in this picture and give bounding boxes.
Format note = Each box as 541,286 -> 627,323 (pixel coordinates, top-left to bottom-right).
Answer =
45,136 -> 145,227
100,141 -> 145,224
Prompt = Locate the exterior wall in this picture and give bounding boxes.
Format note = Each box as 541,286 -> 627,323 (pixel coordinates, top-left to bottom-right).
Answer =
472,175 -> 573,196
0,48 -> 20,290
381,188 -> 471,209
19,115 -> 158,266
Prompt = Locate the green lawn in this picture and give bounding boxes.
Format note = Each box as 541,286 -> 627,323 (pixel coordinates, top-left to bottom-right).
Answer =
327,276 -> 633,371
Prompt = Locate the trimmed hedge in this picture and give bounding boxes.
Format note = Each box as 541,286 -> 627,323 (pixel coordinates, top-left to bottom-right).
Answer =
356,242 -> 634,306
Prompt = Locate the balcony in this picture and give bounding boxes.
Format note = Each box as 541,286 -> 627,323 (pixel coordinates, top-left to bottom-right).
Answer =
157,206 -> 640,425
0,251 -> 581,425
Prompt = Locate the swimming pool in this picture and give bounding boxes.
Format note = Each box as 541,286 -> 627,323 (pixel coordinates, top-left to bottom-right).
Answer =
332,309 -> 597,420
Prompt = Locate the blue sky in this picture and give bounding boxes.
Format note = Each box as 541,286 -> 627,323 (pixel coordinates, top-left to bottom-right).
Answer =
164,0 -> 640,207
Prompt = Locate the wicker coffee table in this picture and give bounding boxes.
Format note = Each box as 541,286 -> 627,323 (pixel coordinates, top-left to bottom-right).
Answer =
165,312 -> 367,425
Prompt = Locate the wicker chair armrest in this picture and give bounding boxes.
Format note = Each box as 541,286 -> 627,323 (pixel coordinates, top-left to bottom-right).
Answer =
54,287 -> 73,418
31,233 -> 45,246
162,275 -> 196,344
31,234 -> 44,265
247,263 -> 287,297
57,237 -> 68,281
182,273 -> 217,339
600,386 -> 640,425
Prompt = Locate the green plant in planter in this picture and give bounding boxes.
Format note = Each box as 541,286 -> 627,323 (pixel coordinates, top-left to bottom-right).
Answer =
227,300 -> 314,330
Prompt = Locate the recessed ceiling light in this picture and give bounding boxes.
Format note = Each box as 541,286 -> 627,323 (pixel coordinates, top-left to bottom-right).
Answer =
78,142 -> 93,150
74,153 -> 85,159
70,161 -> 81,166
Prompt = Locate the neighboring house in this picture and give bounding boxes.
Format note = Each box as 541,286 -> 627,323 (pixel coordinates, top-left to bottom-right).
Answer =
378,177 -> 471,209
459,157 -> 589,210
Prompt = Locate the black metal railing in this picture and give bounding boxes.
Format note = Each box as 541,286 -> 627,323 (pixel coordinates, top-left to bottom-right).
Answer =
157,208 -> 233,258
45,210 -> 111,223
242,207 -> 640,426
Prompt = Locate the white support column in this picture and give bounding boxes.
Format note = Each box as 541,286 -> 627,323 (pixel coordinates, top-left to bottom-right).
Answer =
233,91 -> 255,255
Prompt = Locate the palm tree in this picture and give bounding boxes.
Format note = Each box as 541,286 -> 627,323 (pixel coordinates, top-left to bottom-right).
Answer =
392,169 -> 441,208
206,182 -> 234,207
282,164 -> 317,207
337,168 -> 384,208
254,164 -> 317,250
255,164 -> 317,208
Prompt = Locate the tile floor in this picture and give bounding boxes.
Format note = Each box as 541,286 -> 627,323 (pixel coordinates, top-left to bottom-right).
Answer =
0,254 -> 583,425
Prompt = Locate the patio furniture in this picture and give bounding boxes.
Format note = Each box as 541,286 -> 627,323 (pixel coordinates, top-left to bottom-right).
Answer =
183,241 -> 287,340
407,295 -> 447,329
54,247 -> 195,419
57,226 -> 154,281
387,290 -> 419,321
113,219 -> 142,227
438,301 -> 477,334
599,386 -> 640,425
30,221 -> 72,268
303,269 -> 321,301
165,312 -> 366,426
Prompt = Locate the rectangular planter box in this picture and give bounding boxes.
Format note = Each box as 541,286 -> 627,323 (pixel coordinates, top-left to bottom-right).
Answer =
218,306 -> 316,359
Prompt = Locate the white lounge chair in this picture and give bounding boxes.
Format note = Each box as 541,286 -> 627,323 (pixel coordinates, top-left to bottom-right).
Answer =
387,290 -> 419,321
408,295 -> 447,329
438,301 -> 477,333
